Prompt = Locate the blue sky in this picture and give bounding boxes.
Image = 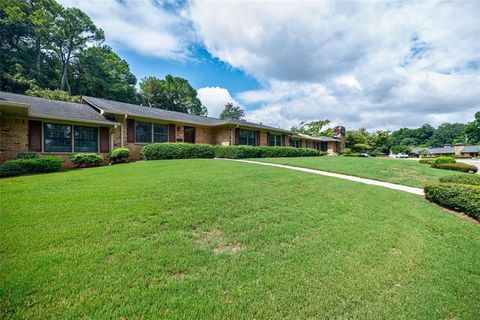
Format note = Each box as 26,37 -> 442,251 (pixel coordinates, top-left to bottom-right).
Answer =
60,0 -> 479,130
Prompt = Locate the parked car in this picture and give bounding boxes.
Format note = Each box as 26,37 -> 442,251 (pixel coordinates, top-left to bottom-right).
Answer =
395,153 -> 409,158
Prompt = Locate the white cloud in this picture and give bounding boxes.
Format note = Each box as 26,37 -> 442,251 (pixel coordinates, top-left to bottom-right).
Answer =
189,0 -> 480,130
197,87 -> 242,118
59,0 -> 193,59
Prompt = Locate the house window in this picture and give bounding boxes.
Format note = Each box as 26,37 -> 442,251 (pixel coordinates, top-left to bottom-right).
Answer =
239,129 -> 257,146
269,133 -> 282,146
135,121 -> 152,143
74,126 -> 98,152
135,121 -> 169,143
308,141 -> 317,149
153,124 -> 169,142
44,123 -> 72,152
290,139 -> 300,148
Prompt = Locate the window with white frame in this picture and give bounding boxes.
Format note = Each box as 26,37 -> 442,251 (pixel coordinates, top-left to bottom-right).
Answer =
135,121 -> 169,143
269,133 -> 282,146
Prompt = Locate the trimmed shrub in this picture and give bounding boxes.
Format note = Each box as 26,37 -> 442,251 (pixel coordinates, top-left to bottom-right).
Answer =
110,147 -> 131,163
431,162 -> 478,173
424,183 -> 480,220
455,155 -> 474,159
439,174 -> 480,186
351,144 -> 371,153
419,159 -> 433,165
339,148 -> 351,155
70,153 -> 103,167
432,156 -> 456,165
142,143 -> 215,160
214,145 -> 261,159
212,145 -> 326,159
0,156 -> 63,177
16,152 -> 39,159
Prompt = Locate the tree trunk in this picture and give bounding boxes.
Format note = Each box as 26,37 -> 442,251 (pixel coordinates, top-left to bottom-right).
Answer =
35,38 -> 41,82
60,38 -> 73,93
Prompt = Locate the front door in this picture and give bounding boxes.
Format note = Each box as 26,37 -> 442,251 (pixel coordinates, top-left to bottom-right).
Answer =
184,126 -> 195,143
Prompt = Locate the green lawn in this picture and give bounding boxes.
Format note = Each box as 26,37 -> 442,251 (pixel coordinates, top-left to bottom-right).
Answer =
1,159 -> 479,319
253,156 -> 466,188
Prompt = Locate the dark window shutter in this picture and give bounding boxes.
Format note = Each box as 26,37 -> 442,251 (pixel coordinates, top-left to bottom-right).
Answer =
267,133 -> 270,146
127,119 -> 134,143
169,124 -> 176,142
99,127 -> 109,153
256,131 -> 260,146
28,120 -> 42,151
234,128 -> 240,145
282,134 -> 286,147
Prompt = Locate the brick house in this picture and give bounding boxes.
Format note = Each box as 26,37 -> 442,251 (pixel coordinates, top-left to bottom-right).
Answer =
0,92 -> 345,167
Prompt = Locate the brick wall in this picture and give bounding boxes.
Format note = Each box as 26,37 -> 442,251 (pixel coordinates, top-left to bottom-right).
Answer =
0,117 -> 29,163
195,126 -> 214,144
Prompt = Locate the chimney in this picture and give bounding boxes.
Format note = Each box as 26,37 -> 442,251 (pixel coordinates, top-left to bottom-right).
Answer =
334,126 -> 346,151
454,145 -> 463,156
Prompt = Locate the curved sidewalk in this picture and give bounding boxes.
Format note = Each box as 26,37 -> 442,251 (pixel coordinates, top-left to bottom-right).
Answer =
218,158 -> 424,196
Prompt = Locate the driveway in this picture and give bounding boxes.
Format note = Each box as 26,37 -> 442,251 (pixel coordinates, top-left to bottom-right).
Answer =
457,159 -> 480,173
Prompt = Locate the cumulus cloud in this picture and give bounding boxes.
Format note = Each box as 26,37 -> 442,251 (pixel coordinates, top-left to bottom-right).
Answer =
59,0 -> 480,130
59,0 -> 193,59
197,87 -> 242,118
189,0 -> 480,130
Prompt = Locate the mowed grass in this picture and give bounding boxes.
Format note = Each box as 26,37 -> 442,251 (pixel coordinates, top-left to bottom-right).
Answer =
254,156 -> 466,187
1,159 -> 479,319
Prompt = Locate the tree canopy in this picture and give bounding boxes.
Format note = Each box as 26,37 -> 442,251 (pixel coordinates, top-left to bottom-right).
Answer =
291,120 -> 334,137
220,103 -> 245,120
138,75 -> 207,116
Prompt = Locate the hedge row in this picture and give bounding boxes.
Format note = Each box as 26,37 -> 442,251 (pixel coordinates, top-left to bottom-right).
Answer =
439,174 -> 480,186
214,145 -> 325,159
141,143 -> 327,160
142,143 -> 216,160
431,162 -> 478,173
424,183 -> 480,220
419,159 -> 433,165
0,156 -> 63,177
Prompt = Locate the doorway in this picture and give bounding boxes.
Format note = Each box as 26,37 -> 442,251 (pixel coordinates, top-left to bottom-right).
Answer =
184,126 -> 195,143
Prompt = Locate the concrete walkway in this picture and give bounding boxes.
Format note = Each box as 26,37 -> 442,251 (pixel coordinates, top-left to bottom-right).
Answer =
219,159 -> 425,196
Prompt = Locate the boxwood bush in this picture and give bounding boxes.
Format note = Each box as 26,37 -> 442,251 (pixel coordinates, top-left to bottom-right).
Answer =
424,183 -> 480,220
16,151 -> 39,159
432,156 -> 456,165
214,146 -> 325,159
70,153 -> 104,167
142,143 -> 215,160
0,156 -> 63,177
439,174 -> 480,186
431,162 -> 478,173
110,147 -> 131,163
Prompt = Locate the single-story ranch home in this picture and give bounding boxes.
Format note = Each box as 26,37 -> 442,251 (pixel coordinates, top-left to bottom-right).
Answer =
0,91 -> 346,166
411,145 -> 480,158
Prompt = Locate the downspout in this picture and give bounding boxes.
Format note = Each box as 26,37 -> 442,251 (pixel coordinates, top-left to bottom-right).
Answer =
121,114 -> 127,147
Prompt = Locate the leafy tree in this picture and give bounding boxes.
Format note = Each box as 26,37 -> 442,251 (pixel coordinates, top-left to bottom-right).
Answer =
465,111 -> 480,144
51,7 -> 104,93
26,86 -> 80,102
291,119 -> 333,137
429,123 -> 466,147
346,128 -> 371,148
220,102 -> 245,120
370,130 -> 390,153
71,45 -> 137,103
139,75 -> 207,115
